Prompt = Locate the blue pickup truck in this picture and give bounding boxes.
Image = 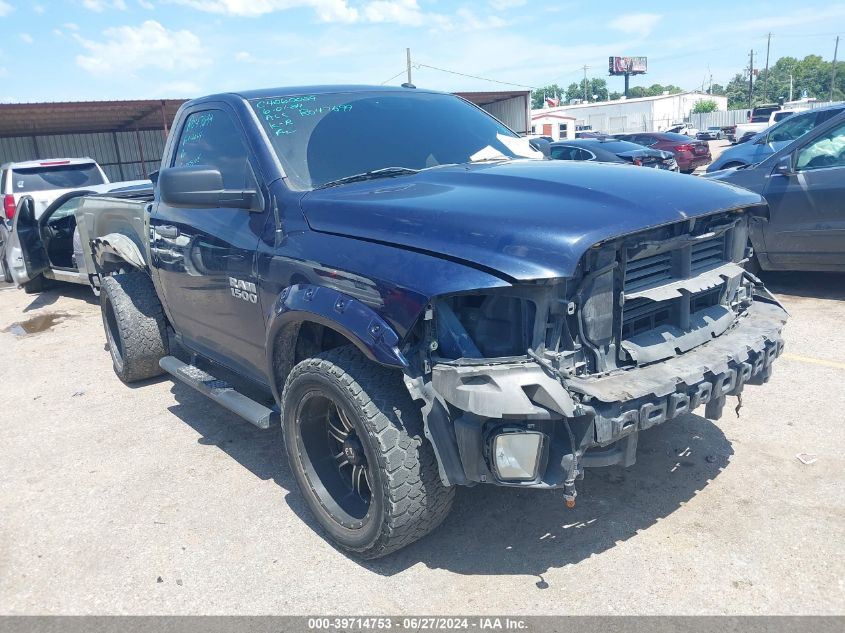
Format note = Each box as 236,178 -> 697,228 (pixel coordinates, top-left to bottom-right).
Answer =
28,85 -> 786,558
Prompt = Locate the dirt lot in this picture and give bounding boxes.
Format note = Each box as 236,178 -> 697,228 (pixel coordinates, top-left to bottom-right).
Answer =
1,273 -> 844,615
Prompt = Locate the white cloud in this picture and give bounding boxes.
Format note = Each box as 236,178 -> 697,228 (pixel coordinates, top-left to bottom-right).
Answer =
729,5 -> 845,32
363,0 -> 423,26
75,20 -> 209,74
0,1 -> 13,17
609,13 -> 662,37
81,0 -> 128,11
168,0 -> 357,21
489,0 -> 525,9
65,22 -> 80,30
33,4 -> 46,13
19,33 -> 33,44
455,8 -> 505,30
53,28 -> 64,36
138,0 -> 155,7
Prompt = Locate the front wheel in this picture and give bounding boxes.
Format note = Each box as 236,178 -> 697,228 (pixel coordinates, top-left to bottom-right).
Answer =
281,346 -> 454,559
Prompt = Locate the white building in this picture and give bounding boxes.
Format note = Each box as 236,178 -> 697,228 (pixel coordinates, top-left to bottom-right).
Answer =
530,111 -> 577,141
532,91 -> 728,135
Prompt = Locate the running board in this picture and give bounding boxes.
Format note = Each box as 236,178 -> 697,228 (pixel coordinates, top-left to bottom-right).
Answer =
159,356 -> 277,429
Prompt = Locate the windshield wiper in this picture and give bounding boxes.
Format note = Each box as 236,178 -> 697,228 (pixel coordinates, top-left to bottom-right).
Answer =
316,167 -> 419,189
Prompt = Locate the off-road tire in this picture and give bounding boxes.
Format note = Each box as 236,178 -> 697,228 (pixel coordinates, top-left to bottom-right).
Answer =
281,346 -> 454,559
100,272 -> 168,383
22,275 -> 45,294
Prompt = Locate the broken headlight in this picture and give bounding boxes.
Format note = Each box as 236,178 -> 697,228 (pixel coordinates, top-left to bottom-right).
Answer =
434,291 -> 538,360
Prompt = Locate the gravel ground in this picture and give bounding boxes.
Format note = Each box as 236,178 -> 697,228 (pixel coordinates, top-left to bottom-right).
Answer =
0,272 -> 844,616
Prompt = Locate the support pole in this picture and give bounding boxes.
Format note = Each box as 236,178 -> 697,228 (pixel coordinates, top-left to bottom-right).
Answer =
763,32 -> 771,101
134,127 -> 147,178
748,49 -> 754,110
112,131 -> 125,180
160,100 -> 169,140
831,36 -> 840,102
406,48 -> 412,85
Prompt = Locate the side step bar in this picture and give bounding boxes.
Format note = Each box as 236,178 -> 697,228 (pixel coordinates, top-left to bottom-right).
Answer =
159,356 -> 277,429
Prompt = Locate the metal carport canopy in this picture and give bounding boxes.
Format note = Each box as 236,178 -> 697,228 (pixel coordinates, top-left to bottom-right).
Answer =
0,99 -> 185,137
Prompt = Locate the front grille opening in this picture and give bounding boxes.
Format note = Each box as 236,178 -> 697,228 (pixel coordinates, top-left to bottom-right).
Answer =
624,252 -> 672,292
691,234 -> 727,273
622,298 -> 674,339
691,287 -> 722,313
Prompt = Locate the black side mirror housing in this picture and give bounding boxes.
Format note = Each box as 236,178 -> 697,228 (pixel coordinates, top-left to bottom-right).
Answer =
529,138 -> 551,157
158,166 -> 261,211
773,154 -> 794,176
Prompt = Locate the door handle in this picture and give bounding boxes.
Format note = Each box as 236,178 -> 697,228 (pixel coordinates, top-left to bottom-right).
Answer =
156,225 -> 180,238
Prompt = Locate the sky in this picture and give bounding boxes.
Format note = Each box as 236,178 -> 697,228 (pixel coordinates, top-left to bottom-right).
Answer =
0,0 -> 842,103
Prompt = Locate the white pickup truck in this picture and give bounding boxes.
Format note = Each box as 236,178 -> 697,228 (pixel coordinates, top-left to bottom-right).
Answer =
734,108 -> 805,144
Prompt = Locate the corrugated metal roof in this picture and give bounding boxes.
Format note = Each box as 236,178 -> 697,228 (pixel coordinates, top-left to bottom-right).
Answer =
455,90 -> 530,105
0,99 -> 186,136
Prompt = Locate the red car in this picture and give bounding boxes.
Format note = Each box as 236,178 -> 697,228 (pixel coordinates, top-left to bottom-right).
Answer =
614,132 -> 711,173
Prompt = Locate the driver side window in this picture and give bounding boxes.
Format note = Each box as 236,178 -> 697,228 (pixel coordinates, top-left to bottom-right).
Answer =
174,109 -> 257,190
796,122 -> 845,171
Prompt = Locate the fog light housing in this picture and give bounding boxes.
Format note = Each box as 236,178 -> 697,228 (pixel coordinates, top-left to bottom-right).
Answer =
492,430 -> 544,481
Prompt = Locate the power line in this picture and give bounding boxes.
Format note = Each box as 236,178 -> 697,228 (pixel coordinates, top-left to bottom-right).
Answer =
414,62 -> 537,89
379,69 -> 407,85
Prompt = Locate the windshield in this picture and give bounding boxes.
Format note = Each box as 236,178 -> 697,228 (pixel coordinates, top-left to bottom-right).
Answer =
11,163 -> 105,192
250,91 -> 541,189
591,140 -> 649,153
767,109 -> 841,143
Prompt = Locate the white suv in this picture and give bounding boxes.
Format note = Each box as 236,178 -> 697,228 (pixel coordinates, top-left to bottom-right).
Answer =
1,158 -> 109,282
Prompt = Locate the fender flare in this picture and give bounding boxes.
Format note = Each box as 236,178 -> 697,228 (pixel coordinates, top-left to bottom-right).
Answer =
265,284 -> 409,403
92,233 -> 147,272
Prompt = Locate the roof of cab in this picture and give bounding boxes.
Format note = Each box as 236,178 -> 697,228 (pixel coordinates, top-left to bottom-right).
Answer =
188,84 -> 440,106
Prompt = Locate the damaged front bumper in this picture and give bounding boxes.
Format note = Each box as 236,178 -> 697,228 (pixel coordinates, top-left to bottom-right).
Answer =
416,298 -> 787,490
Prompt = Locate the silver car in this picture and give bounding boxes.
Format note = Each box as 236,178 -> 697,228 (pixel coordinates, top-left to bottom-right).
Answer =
1,157 -> 109,282
4,181 -> 150,293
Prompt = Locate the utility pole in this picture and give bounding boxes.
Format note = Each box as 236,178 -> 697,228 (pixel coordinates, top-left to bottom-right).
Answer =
748,49 -> 754,110
831,36 -> 840,102
763,32 -> 771,101
789,73 -> 794,102
406,48 -> 412,85
582,65 -> 589,102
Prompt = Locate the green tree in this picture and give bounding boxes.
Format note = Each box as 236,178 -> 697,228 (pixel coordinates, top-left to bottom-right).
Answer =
530,84 -> 565,109
692,99 -> 718,113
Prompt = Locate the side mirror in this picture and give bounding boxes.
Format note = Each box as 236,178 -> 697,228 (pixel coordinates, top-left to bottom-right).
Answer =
158,166 -> 261,211
529,138 -> 551,157
773,154 -> 794,176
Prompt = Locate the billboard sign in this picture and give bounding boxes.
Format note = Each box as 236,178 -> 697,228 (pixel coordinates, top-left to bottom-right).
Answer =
609,56 -> 647,75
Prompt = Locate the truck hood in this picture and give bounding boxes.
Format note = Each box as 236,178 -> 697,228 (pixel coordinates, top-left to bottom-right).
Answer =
300,160 -> 764,281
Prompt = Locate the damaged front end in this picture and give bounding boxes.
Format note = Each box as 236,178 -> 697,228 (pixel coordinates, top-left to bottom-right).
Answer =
403,207 -> 788,501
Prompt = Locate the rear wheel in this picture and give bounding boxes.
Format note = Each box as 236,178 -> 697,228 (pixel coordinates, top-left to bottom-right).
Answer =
281,346 -> 454,559
100,272 -> 168,383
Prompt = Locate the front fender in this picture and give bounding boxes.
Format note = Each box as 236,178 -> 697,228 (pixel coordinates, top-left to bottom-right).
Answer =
265,283 -> 409,401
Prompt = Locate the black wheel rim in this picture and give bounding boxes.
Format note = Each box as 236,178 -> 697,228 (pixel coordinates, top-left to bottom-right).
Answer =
295,390 -> 372,528
104,298 -> 124,366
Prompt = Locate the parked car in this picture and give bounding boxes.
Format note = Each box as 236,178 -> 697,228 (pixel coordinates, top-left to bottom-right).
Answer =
3,181 -> 150,293
550,138 -> 678,170
0,158 -> 109,282
733,109 -> 805,144
665,122 -> 698,136
615,132 -> 711,173
706,104 -> 845,172
697,126 -> 725,140
703,108 -> 845,272
49,85 -> 786,559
